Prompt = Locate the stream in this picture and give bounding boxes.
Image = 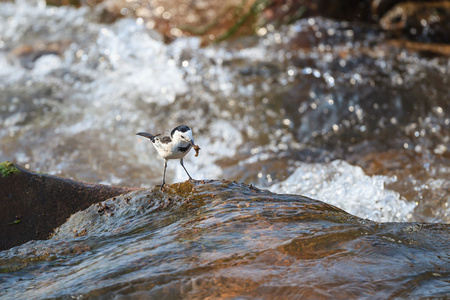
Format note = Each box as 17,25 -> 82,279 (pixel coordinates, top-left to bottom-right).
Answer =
0,0 -> 449,298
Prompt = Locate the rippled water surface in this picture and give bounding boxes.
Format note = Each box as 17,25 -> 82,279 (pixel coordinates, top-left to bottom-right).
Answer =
1,181 -> 450,299
0,0 -> 449,298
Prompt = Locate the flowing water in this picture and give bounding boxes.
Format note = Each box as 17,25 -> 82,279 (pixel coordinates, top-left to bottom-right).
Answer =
0,0 -> 449,298
1,181 -> 450,299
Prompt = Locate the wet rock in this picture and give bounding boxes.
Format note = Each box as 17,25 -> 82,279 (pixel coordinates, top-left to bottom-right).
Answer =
52,179 -> 362,240
42,0 -> 450,48
385,39 -> 450,56
8,41 -> 70,69
0,161 -> 141,251
380,1 -> 450,43
67,0 -> 375,44
2,179 -> 449,298
66,0 -> 259,43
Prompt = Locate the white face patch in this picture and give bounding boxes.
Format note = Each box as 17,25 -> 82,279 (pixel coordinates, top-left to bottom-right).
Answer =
173,129 -> 193,145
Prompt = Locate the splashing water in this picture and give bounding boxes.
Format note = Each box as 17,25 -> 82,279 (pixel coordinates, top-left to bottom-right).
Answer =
270,160 -> 416,222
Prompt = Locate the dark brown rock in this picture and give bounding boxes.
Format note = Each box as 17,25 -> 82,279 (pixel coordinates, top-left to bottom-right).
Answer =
0,162 -> 141,251
379,1 -> 450,43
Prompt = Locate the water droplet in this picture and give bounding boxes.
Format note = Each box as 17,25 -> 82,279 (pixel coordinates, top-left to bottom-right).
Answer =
390,117 -> 397,125
251,148 -> 260,155
155,6 -> 165,15
256,27 -> 267,36
170,28 -> 182,37
312,70 -> 321,78
434,144 -> 447,155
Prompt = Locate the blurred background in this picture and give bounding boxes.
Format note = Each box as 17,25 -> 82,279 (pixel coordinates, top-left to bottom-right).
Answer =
0,0 -> 449,223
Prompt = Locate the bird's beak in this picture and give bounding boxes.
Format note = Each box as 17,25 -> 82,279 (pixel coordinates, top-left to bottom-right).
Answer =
182,137 -> 195,146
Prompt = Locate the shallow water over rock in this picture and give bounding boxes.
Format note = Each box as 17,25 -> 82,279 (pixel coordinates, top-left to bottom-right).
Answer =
1,181 -> 449,299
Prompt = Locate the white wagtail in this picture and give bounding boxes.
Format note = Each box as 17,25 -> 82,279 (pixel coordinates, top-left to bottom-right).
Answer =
136,125 -> 200,190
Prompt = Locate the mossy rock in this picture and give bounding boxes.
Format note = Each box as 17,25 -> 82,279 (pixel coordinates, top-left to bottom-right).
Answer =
0,163 -> 141,251
0,161 -> 20,177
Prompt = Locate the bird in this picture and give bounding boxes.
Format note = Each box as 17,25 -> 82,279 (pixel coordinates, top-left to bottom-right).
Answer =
136,125 -> 198,190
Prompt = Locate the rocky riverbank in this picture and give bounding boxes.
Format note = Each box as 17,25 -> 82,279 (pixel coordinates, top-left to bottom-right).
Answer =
0,161 -> 140,250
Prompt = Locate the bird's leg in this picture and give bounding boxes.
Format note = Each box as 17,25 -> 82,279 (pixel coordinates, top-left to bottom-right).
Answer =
161,160 -> 168,191
180,158 -> 194,181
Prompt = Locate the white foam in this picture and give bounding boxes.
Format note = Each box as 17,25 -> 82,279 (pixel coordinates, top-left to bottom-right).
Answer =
269,160 -> 416,222
90,19 -> 188,105
32,54 -> 63,77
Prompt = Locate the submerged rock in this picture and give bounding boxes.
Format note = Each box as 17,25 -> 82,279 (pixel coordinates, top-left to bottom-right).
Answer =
380,1 -> 450,43
1,179 -> 449,299
52,179 -> 361,240
0,162 -> 140,251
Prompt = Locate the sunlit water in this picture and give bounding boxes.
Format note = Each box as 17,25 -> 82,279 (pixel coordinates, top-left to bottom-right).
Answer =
0,1 -> 449,298
1,181 -> 449,299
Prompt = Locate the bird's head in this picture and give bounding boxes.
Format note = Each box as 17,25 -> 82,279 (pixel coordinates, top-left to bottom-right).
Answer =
171,125 -> 195,146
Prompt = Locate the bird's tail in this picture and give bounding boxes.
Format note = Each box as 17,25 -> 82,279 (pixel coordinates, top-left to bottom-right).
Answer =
136,132 -> 155,142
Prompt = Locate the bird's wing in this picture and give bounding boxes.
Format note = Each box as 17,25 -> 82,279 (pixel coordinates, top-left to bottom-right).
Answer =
155,134 -> 172,144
